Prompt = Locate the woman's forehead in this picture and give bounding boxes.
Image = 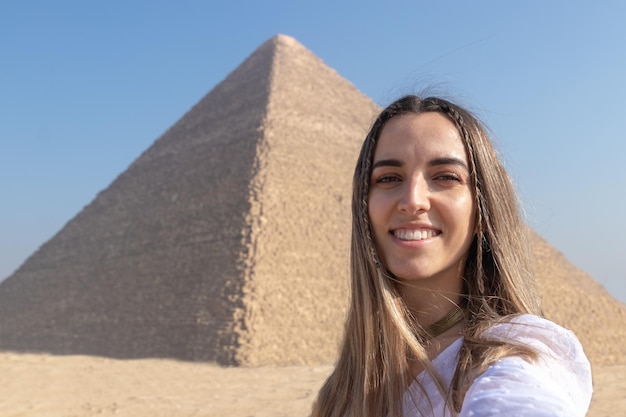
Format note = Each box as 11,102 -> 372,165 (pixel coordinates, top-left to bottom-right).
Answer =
374,113 -> 467,163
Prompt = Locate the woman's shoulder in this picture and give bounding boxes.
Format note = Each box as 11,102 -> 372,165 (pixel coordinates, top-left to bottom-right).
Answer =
460,314 -> 593,416
483,314 -> 587,363
486,312 -> 572,334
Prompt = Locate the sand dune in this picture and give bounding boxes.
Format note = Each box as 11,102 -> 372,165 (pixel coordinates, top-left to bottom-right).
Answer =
0,352 -> 622,417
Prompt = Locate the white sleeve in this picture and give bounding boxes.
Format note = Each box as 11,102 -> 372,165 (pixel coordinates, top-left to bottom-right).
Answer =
459,315 -> 593,417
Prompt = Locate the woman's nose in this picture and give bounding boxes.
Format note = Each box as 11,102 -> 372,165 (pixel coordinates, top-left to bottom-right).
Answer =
397,177 -> 430,214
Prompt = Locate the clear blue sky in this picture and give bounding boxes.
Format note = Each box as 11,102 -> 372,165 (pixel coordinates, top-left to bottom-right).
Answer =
1,1 -> 625,303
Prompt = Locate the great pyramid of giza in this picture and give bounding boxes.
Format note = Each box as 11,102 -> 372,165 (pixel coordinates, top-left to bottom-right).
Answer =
0,34 -> 624,366
0,35 -> 379,366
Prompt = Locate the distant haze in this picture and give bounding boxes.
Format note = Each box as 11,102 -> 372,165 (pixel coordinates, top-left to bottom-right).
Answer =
1,2 -> 625,305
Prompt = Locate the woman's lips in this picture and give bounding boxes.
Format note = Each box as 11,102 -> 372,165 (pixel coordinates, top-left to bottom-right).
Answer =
392,228 -> 441,241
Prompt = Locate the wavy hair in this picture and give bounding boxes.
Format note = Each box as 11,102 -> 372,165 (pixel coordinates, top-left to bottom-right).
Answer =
312,95 -> 542,417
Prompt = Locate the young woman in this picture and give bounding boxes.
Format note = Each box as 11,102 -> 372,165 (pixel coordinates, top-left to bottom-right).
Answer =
312,95 -> 592,417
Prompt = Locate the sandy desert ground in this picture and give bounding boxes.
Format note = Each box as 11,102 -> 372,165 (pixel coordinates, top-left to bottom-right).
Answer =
0,353 -> 623,417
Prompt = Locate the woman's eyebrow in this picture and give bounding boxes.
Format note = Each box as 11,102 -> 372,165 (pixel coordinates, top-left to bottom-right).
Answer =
371,159 -> 403,169
428,157 -> 469,171
372,157 -> 468,171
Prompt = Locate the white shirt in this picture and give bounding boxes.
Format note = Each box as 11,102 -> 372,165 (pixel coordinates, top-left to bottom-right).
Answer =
402,314 -> 593,416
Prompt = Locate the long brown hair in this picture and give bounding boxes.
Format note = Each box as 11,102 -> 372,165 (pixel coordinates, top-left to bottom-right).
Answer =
312,95 -> 542,417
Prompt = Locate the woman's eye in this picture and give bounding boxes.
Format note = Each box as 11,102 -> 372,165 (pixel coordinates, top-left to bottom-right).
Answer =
434,173 -> 462,182
374,175 -> 401,184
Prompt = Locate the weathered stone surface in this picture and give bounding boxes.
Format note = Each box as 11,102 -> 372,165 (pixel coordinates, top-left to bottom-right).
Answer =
530,231 -> 626,365
0,35 -> 277,363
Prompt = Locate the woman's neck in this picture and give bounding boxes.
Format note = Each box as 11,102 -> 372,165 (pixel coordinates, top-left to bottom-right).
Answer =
398,279 -> 464,328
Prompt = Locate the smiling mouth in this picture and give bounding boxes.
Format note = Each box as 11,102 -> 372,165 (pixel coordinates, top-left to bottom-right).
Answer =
393,229 -> 440,241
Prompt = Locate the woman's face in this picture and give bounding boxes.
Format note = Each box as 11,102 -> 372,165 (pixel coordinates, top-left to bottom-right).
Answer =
368,112 -> 476,288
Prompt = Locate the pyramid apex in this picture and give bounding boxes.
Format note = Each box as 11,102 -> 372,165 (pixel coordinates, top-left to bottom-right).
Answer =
263,33 -> 305,51
273,33 -> 297,44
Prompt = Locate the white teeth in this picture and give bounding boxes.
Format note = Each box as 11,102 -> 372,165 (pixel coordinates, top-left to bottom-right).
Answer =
393,229 -> 437,241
